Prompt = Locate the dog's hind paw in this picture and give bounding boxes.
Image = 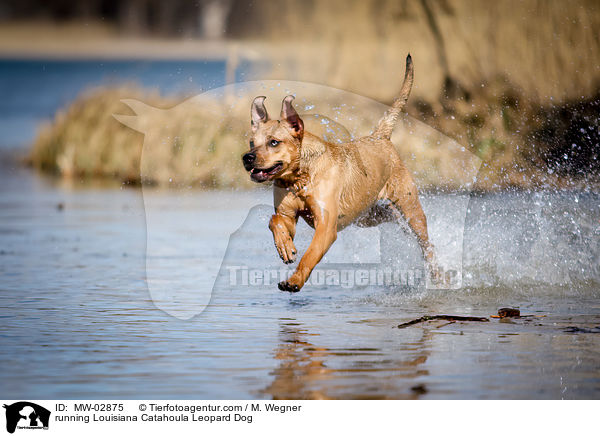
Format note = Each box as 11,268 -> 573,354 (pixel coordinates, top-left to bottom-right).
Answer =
278,281 -> 300,293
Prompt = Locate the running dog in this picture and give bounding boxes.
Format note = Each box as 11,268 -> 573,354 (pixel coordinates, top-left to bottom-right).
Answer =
242,54 -> 439,292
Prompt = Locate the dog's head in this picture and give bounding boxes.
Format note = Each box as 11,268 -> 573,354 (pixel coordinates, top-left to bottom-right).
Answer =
242,95 -> 304,183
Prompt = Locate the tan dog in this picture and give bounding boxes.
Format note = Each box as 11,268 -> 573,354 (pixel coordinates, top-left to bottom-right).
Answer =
242,54 -> 439,292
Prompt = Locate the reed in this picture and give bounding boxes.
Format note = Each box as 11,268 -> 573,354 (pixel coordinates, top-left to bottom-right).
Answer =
28,86 -> 256,188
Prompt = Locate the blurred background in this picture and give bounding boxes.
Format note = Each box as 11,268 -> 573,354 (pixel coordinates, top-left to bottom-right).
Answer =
0,0 -> 599,189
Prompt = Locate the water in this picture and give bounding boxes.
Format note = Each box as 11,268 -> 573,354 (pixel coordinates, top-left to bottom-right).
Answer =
0,60 -> 599,399
0,161 -> 598,399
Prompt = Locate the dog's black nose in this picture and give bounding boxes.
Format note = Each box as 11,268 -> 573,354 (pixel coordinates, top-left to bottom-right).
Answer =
243,152 -> 256,166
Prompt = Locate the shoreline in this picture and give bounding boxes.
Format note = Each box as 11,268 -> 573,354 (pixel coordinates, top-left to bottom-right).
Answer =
0,20 -> 250,61
0,38 -> 262,62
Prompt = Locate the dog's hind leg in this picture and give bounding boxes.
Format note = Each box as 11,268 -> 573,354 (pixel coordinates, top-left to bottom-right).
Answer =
380,163 -> 441,280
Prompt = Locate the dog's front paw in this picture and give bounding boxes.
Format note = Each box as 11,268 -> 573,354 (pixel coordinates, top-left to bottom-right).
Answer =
274,234 -> 297,264
278,281 -> 301,293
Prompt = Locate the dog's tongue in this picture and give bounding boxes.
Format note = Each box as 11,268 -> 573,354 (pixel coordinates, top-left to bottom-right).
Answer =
251,169 -> 269,182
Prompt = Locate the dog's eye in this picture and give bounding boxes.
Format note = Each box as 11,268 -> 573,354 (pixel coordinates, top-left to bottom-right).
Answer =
249,140 -> 255,149
269,139 -> 280,147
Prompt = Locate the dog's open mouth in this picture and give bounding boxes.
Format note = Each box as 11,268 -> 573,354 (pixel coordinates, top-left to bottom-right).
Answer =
250,162 -> 283,182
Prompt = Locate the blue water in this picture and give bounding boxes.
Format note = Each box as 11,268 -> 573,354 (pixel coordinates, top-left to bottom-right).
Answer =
0,59 -> 230,149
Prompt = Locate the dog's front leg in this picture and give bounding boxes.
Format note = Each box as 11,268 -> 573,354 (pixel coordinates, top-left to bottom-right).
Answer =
269,213 -> 297,264
278,198 -> 337,293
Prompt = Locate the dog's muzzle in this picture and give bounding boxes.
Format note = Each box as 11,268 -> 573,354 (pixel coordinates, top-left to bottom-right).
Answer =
243,153 -> 283,183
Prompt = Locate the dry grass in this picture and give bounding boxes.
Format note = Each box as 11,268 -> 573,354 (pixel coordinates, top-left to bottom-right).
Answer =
28,86 -> 255,188
29,86 -> 164,183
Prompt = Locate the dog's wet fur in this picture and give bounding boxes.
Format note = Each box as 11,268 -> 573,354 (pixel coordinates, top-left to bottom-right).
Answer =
242,55 -> 440,292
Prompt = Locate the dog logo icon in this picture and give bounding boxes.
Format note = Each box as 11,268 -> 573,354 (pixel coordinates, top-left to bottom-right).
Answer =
3,402 -> 50,434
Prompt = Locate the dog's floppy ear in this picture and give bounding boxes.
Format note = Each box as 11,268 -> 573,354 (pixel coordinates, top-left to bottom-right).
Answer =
251,96 -> 269,132
280,95 -> 304,139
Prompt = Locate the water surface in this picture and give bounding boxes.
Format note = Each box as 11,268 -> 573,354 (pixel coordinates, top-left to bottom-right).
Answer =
1,162 -> 598,399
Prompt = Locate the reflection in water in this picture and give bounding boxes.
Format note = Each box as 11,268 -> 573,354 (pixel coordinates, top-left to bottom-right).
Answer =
262,319 -> 332,399
263,319 -> 433,399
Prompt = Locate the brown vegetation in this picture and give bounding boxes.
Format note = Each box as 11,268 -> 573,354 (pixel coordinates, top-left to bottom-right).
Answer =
23,0 -> 600,190
27,79 -> 599,191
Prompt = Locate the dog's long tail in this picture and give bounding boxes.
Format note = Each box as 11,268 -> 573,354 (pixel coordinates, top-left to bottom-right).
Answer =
372,54 -> 414,139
